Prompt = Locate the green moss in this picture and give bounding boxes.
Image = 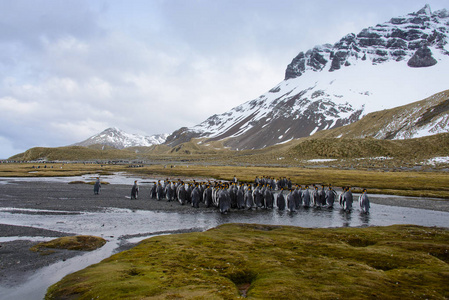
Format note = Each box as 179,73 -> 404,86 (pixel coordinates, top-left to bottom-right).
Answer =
31,236 -> 106,252
46,224 -> 449,299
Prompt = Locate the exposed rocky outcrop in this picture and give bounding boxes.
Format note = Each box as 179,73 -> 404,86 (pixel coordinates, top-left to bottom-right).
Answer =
284,4 -> 448,79
407,46 -> 438,67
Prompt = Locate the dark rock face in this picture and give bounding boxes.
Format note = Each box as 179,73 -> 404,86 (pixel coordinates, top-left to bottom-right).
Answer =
329,54 -> 341,72
407,46 -> 438,67
283,5 -> 448,80
164,127 -> 201,147
306,48 -> 328,71
285,52 -> 306,79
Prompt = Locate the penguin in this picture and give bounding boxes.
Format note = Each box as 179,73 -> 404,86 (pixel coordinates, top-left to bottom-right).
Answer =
218,187 -> 231,214
186,184 -> 192,204
312,185 -> 320,207
343,187 -> 353,212
302,186 -> 311,208
276,189 -> 286,210
131,180 -> 139,200
325,185 -> 337,208
150,182 -> 157,199
287,189 -> 296,212
359,189 -> 370,214
165,182 -> 174,202
191,185 -> 200,208
93,177 -> 101,195
178,183 -> 186,205
244,186 -> 254,209
339,187 -> 345,208
156,181 -> 164,201
236,185 -> 245,209
229,183 -> 238,208
264,186 -> 274,209
203,185 -> 213,208
293,186 -> 301,209
253,185 -> 263,208
318,186 -> 326,206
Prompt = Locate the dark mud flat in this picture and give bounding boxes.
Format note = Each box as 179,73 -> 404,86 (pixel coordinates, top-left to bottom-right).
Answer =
0,224 -> 77,287
0,179 -> 212,213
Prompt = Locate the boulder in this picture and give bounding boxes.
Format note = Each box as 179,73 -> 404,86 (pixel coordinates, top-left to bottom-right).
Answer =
407,46 -> 438,67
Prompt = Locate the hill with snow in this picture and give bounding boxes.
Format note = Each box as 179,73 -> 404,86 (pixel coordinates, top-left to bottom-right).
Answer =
73,127 -> 168,149
164,4 -> 449,150
310,89 -> 449,140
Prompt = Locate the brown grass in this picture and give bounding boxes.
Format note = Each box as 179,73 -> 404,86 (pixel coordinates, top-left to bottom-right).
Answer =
1,163 -> 449,198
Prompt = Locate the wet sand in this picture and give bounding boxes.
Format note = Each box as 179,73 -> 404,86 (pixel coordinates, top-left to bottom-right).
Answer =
1,179 -> 448,289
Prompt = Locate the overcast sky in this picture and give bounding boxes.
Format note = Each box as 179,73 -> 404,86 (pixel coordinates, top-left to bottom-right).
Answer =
1,0 -> 447,158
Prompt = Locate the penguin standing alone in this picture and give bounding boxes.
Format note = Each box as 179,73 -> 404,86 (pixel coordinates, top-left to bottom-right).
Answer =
359,189 -> 370,214
131,180 -> 139,200
93,177 -> 101,195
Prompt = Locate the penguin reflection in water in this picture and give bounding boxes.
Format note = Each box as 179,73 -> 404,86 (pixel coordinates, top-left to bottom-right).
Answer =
131,180 -> 139,199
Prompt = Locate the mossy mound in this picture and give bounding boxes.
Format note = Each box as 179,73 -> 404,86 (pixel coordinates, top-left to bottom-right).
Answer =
31,236 -> 106,252
46,224 -> 449,299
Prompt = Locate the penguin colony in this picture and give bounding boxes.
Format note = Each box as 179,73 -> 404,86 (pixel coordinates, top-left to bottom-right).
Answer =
97,176 -> 370,214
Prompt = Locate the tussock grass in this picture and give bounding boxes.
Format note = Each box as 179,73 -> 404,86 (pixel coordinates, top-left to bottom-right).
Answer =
45,224 -> 449,299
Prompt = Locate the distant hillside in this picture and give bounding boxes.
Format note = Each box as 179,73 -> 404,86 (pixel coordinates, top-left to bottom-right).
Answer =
310,89 -> 449,139
284,133 -> 449,160
9,132 -> 449,170
9,146 -> 138,161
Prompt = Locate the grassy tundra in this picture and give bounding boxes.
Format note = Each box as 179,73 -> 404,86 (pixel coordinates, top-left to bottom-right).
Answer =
45,224 -> 449,299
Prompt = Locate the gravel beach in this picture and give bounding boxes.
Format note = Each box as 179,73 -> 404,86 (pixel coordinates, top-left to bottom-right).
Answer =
1,179 -> 448,289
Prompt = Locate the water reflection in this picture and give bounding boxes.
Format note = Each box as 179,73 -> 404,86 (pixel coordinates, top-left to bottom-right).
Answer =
359,212 -> 371,226
339,210 -> 352,227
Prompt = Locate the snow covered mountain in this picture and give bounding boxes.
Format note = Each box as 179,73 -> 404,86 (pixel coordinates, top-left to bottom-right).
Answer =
165,5 -> 449,150
73,127 -> 168,149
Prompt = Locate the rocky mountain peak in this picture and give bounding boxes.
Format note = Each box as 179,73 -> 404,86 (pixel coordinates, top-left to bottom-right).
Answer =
73,127 -> 168,149
416,4 -> 432,16
284,4 -> 449,80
